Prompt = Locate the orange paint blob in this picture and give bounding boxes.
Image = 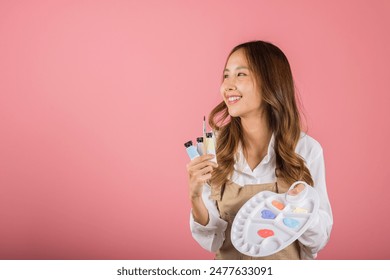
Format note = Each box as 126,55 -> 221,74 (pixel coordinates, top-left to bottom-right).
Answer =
257,229 -> 274,238
272,200 -> 285,210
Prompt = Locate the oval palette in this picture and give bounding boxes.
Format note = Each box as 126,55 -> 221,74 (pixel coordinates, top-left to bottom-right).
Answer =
231,181 -> 320,257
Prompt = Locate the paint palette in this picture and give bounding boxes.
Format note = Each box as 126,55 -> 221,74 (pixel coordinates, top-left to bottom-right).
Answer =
231,181 -> 319,257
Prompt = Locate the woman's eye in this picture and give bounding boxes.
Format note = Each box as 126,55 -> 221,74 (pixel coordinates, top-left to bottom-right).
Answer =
237,72 -> 247,76
223,74 -> 229,79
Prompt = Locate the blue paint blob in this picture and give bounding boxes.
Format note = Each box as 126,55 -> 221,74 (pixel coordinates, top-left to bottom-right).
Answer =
283,218 -> 300,229
261,209 -> 276,219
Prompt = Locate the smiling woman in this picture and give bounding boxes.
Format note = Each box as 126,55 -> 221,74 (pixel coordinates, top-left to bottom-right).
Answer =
186,41 -> 333,260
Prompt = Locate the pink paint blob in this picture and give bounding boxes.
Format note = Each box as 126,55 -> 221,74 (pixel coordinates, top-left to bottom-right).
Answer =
257,229 -> 274,238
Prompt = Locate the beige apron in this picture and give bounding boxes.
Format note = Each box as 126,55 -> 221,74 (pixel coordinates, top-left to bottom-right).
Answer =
210,178 -> 301,260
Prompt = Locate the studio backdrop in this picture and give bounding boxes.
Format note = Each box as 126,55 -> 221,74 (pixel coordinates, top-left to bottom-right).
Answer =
0,0 -> 389,259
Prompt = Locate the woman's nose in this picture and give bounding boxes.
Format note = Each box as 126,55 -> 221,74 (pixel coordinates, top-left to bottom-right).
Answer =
224,83 -> 237,92
220,78 -> 237,94
222,77 -> 237,92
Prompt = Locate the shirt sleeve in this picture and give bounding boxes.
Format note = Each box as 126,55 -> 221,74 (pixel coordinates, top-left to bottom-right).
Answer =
189,184 -> 228,252
298,147 -> 333,259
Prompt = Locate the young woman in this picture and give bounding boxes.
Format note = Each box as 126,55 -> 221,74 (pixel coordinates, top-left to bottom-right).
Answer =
186,41 -> 333,260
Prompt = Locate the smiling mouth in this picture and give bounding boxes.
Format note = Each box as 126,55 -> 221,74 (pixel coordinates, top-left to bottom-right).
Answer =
228,96 -> 241,102
227,95 -> 242,104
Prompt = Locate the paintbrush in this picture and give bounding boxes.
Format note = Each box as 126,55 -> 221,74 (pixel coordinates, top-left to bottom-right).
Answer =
203,115 -> 207,155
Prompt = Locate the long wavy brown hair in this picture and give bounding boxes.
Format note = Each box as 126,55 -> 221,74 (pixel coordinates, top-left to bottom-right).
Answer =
209,41 -> 314,189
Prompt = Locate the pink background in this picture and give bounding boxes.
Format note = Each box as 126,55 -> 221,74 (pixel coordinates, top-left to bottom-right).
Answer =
0,0 -> 389,260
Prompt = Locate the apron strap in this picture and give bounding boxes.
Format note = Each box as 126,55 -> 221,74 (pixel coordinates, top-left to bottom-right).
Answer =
209,183 -> 224,201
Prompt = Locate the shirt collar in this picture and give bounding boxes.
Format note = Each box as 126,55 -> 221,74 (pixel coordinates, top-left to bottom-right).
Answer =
234,133 -> 275,175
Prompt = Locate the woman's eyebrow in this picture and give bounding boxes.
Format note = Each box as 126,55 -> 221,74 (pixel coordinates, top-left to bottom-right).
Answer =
224,66 -> 249,72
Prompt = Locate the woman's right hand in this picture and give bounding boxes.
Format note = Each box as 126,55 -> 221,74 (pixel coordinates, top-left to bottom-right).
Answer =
186,154 -> 218,200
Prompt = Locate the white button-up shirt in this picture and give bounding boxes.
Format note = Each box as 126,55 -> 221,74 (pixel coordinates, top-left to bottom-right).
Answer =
189,133 -> 333,259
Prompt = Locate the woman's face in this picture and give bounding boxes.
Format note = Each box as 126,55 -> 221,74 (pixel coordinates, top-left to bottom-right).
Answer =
220,48 -> 263,118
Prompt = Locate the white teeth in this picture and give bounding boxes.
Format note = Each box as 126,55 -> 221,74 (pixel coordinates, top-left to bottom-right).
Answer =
228,96 -> 241,102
